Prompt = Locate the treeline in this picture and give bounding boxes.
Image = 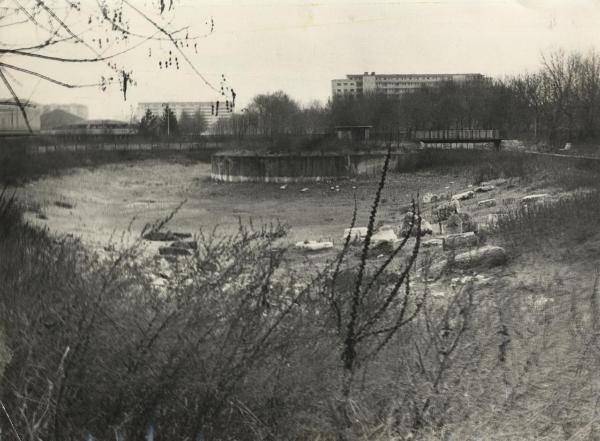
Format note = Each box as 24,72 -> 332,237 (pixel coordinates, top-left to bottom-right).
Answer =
213,49 -> 600,148
138,105 -> 207,137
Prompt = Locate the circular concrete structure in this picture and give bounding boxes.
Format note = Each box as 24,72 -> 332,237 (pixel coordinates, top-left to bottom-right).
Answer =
211,151 -> 415,183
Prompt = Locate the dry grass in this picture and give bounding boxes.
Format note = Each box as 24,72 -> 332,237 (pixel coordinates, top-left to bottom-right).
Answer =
402,148 -> 600,190
3,149 -> 600,440
491,190 -> 600,252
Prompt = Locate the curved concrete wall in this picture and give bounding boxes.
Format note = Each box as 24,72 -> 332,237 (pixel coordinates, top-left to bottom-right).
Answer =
211,152 -> 415,182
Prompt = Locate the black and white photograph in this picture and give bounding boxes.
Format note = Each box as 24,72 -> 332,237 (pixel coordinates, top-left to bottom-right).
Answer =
2,1 -> 600,440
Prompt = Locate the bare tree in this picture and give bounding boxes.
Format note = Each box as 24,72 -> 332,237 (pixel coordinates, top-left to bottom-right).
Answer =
0,0 -> 234,131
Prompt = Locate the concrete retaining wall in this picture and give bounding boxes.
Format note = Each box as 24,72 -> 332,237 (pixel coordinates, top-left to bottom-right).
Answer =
211,152 -> 418,182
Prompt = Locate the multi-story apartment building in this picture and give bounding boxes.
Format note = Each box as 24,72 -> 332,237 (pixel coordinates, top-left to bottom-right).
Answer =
331,72 -> 486,98
137,101 -> 232,129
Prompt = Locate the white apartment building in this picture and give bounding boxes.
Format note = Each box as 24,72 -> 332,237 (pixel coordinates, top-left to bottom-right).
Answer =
137,101 -> 232,128
331,72 -> 486,98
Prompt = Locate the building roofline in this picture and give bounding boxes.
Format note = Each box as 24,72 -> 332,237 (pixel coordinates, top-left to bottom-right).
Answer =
0,100 -> 39,107
137,101 -> 218,105
342,73 -> 484,78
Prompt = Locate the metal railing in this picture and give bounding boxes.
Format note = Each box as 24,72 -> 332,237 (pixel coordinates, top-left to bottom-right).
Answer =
413,129 -> 500,141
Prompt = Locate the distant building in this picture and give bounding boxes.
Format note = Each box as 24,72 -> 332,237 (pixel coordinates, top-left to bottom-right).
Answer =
331,72 -> 486,98
42,119 -> 136,136
41,103 -> 88,119
335,125 -> 372,142
0,100 -> 41,133
136,101 -> 232,129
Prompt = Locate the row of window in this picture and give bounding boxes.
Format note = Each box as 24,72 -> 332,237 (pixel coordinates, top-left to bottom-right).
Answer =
333,89 -> 412,95
375,84 -> 424,88
334,85 -> 420,93
376,76 -> 448,81
336,75 -> 476,83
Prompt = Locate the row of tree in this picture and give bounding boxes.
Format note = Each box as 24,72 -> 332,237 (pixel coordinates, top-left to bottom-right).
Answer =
138,106 -> 207,137
212,49 -> 600,147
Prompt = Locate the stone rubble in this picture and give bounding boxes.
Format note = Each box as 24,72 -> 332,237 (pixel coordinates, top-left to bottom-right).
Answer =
453,245 -> 507,268
478,198 -> 497,208
452,190 -> 474,201
443,232 -> 479,250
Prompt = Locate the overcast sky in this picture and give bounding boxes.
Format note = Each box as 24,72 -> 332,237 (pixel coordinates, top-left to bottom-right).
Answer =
4,0 -> 600,119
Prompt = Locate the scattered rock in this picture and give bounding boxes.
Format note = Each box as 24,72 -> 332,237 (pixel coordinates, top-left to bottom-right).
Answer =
446,212 -> 477,235
171,240 -> 198,250
478,198 -> 497,208
157,271 -> 171,280
475,185 -> 495,193
433,200 -> 460,222
144,231 -> 178,241
343,227 -> 368,241
400,212 -> 434,237
294,240 -> 334,251
372,227 -> 398,244
521,193 -> 549,206
54,200 -> 75,209
143,231 -> 192,241
451,190 -> 474,201
529,295 -> 554,310
450,274 -> 492,286
172,232 -> 192,239
481,178 -> 508,187
422,238 -> 443,248
423,192 -> 440,204
453,245 -> 507,268
158,246 -> 192,256
369,240 -> 396,256
149,274 -> 167,288
443,232 -> 478,250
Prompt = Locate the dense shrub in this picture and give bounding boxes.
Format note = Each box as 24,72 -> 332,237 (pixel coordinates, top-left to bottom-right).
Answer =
492,190 -> 600,250
4,152 -> 600,440
398,148 -> 600,190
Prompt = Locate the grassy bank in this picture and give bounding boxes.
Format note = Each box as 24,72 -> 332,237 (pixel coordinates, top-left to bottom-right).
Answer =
3,148 -> 600,439
0,146 -> 215,185
399,148 -> 600,190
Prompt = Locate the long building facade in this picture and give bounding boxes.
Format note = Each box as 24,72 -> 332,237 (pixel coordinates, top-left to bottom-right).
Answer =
0,101 -> 41,133
137,101 -> 232,131
331,72 -> 486,98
